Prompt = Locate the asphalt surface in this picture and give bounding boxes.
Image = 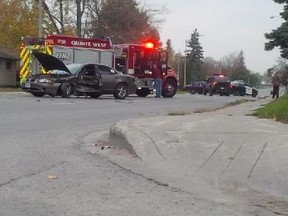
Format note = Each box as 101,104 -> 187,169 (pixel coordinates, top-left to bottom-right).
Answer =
90,95 -> 288,215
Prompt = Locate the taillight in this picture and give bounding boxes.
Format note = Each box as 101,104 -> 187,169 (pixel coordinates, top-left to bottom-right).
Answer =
212,81 -> 217,86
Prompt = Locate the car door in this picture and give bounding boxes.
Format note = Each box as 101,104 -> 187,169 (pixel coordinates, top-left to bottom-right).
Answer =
98,65 -> 117,93
244,83 -> 253,95
76,64 -> 101,92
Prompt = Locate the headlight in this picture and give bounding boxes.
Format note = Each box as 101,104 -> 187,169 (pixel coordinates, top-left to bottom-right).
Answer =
38,79 -> 52,83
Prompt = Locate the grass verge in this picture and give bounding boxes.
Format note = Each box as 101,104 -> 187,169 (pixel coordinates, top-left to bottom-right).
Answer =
252,94 -> 288,123
168,98 -> 251,115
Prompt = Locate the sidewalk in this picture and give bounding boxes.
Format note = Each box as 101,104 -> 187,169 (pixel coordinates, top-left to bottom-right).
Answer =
106,96 -> 288,214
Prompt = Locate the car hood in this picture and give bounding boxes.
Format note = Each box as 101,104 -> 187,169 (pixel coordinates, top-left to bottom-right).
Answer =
33,52 -> 71,75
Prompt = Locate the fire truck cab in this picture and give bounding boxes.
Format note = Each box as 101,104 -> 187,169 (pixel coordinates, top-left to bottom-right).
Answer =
114,42 -> 178,98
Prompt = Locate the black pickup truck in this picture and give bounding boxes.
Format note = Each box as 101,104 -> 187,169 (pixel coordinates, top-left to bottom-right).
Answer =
203,75 -> 231,96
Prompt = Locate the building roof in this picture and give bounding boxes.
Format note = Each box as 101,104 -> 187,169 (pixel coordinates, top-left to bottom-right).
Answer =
0,48 -> 19,60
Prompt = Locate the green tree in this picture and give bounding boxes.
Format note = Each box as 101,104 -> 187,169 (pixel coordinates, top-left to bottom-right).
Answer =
185,28 -> 204,83
265,0 -> 288,58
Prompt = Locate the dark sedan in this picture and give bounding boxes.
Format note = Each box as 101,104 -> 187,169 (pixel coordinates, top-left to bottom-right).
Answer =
21,52 -> 136,99
190,81 -> 207,94
184,81 -> 207,94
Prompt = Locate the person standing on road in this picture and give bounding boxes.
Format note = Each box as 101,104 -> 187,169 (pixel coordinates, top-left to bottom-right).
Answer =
152,64 -> 162,98
272,74 -> 281,99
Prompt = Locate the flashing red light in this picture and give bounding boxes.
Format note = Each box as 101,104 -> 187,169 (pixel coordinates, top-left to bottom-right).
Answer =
144,41 -> 154,49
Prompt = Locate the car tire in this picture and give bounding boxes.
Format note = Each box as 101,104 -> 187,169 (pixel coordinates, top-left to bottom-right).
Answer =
31,92 -> 45,97
252,89 -> 258,97
61,82 -> 72,98
162,78 -> 177,98
114,83 -> 128,99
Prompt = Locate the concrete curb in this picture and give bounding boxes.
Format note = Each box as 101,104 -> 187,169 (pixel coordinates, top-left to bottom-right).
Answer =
108,96 -> 274,159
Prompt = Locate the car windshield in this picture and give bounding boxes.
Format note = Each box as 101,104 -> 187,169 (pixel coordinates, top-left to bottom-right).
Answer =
47,70 -> 70,75
66,63 -> 83,75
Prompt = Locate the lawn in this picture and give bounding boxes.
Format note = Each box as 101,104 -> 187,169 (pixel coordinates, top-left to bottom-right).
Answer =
253,93 -> 288,123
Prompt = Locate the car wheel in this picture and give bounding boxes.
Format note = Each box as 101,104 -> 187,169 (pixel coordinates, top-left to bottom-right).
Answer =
31,92 -> 45,97
252,89 -> 258,97
61,82 -> 72,98
162,78 -> 177,98
191,89 -> 196,94
114,83 -> 128,99
136,89 -> 150,97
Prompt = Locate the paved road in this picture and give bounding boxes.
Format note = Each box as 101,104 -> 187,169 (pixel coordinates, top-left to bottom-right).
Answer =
0,91 -> 272,215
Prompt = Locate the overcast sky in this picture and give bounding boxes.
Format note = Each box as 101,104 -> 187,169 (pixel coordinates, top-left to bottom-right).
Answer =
146,0 -> 284,74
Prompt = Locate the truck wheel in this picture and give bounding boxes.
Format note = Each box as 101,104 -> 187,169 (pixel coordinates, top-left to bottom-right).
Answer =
136,89 -> 150,97
162,79 -> 177,98
114,83 -> 128,99
31,92 -> 45,97
61,82 -> 72,98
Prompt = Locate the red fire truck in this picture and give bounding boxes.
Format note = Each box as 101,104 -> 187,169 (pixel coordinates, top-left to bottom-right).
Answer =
114,42 -> 178,97
19,35 -> 178,97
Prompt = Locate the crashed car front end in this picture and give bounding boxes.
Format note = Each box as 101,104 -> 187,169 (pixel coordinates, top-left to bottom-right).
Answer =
21,74 -> 73,97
